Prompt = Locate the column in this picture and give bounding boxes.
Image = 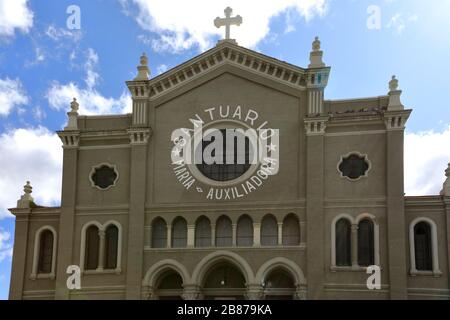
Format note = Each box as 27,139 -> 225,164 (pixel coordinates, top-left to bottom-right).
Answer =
351,224 -> 358,267
211,224 -> 216,247
97,230 -> 106,271
232,223 -> 237,247
187,225 -> 195,248
253,223 -> 261,247
445,199 -> 450,279
55,134 -> 79,299
8,209 -> 31,300
144,226 -> 152,248
167,224 -> 172,249
277,222 -> 283,246
125,128 -> 151,299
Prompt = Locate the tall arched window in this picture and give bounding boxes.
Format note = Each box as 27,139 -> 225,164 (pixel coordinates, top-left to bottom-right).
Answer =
261,215 -> 278,246
237,215 -> 253,247
38,230 -> 54,274
282,214 -> 300,246
172,217 -> 187,248
104,225 -> 119,269
195,216 -> 211,247
85,225 -> 100,270
358,219 -> 375,267
414,222 -> 433,271
216,216 -> 232,247
335,219 -> 351,267
152,218 -> 167,248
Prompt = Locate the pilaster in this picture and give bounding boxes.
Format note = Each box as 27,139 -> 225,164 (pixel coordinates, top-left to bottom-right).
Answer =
305,116 -> 328,299
125,128 -> 151,299
8,209 -> 31,300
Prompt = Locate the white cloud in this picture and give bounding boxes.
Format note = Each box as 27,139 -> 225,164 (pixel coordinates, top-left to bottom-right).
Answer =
0,228 -> 12,262
156,64 -> 168,75
405,126 -> 450,196
0,127 -> 63,219
46,48 -> 132,116
45,24 -> 82,42
387,13 -> 418,35
0,78 -> 29,116
122,0 -> 329,52
0,0 -> 33,37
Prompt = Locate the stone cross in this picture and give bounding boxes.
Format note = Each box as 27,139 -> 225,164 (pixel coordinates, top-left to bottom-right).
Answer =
214,7 -> 243,40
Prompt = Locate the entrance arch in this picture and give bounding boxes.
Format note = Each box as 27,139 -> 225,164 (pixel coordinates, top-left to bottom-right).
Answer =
191,251 -> 255,300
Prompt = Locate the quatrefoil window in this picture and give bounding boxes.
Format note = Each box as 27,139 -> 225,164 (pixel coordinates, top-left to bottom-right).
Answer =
338,153 -> 371,181
90,164 -> 118,190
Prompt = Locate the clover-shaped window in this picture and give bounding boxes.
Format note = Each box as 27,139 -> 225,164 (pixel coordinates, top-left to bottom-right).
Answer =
90,164 -> 118,190
338,153 -> 370,181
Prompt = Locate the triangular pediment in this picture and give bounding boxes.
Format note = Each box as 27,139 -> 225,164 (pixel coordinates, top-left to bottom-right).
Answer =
130,41 -> 329,101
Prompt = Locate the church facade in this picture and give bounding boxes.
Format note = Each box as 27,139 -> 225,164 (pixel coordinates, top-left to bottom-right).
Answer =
8,35 -> 450,300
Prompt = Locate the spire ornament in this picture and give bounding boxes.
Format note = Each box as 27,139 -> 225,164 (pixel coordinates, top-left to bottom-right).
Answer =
214,7 -> 243,45
441,163 -> 450,197
387,75 -> 404,111
134,52 -> 150,81
65,98 -> 79,130
17,181 -> 35,208
309,36 -> 325,68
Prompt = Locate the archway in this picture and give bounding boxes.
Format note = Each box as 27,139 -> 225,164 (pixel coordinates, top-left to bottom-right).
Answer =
263,269 -> 296,300
155,270 -> 184,300
201,262 -> 247,300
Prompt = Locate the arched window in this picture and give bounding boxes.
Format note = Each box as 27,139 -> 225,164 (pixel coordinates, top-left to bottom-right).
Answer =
237,215 -> 253,247
104,225 -> 119,269
85,225 -> 100,270
172,217 -> 187,248
195,216 -> 211,247
358,219 -> 375,267
414,222 -> 433,271
38,230 -> 54,274
282,214 -> 300,246
216,216 -> 232,247
152,218 -> 167,248
261,215 -> 278,246
335,219 -> 351,267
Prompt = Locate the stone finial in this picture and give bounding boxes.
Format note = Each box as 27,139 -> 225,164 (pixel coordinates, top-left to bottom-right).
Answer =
389,75 -> 399,91
134,52 -> 150,81
312,36 -> 321,51
442,163 -> 450,197
387,75 -> 404,111
65,98 -> 79,130
17,181 -> 35,208
309,36 -> 325,68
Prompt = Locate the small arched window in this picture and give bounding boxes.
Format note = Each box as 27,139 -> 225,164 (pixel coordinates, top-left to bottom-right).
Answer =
282,214 -> 300,246
85,225 -> 100,270
172,217 -> 187,248
261,215 -> 278,246
216,216 -> 232,247
152,218 -> 167,248
335,219 -> 351,267
38,230 -> 54,274
195,217 -> 211,247
104,225 -> 119,269
358,219 -> 375,267
237,215 -> 253,247
414,222 -> 433,271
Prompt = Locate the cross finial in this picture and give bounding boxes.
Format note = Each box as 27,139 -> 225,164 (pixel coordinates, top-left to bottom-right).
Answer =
214,7 -> 243,42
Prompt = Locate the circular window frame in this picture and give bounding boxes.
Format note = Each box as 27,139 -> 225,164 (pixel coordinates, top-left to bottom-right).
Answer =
89,163 -> 119,191
336,151 -> 372,182
187,120 -> 260,187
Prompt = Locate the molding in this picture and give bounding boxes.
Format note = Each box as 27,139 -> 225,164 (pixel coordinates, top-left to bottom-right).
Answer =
255,257 -> 306,286
325,130 -> 386,137
57,131 -> 80,148
409,217 -> 442,276
30,226 -> 57,280
128,128 -> 152,145
89,163 -> 119,191
304,116 -> 329,136
383,110 -> 412,131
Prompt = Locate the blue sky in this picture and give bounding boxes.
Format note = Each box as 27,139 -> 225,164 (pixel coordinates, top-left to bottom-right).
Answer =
0,0 -> 449,300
